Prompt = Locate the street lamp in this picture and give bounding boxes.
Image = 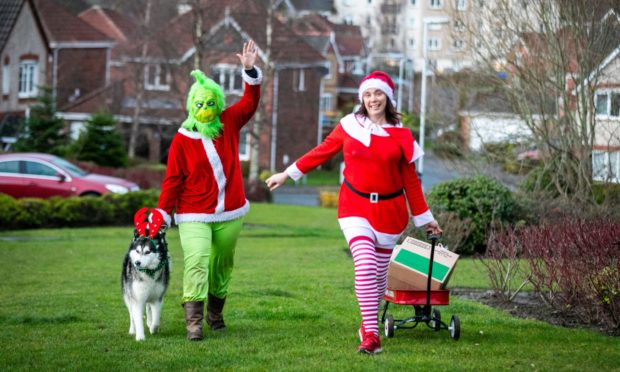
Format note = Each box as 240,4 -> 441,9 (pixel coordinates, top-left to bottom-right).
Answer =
419,16 -> 450,182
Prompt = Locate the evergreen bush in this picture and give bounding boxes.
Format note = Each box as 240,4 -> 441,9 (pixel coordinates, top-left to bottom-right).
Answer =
13,87 -> 68,156
427,175 -> 516,254
69,111 -> 128,167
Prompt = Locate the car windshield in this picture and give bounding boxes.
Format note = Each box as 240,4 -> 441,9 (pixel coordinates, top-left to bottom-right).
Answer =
50,157 -> 88,177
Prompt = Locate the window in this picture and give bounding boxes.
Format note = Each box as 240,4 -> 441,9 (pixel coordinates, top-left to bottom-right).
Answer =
0,160 -> 19,174
430,0 -> 442,9
592,150 -> 620,183
456,0 -> 467,10
409,38 -> 416,48
453,39 -> 464,50
2,63 -> 9,95
320,93 -> 333,112
596,93 -> 608,115
411,0 -> 416,5
595,91 -> 620,117
238,128 -> 250,161
428,38 -> 441,50
612,93 -> 620,116
18,60 -> 37,98
24,161 -> 57,177
293,69 -> 305,92
382,21 -> 398,34
454,19 -> 465,32
212,65 -> 243,94
409,17 -> 416,28
144,64 -> 170,91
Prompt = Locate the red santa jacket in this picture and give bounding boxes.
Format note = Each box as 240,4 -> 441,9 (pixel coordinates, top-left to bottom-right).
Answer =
286,113 -> 434,234
156,70 -> 261,225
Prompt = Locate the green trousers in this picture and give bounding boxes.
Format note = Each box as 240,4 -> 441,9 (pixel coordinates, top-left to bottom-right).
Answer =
178,218 -> 244,302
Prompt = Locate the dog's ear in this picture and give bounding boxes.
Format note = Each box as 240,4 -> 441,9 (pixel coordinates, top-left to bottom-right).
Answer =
133,229 -> 139,239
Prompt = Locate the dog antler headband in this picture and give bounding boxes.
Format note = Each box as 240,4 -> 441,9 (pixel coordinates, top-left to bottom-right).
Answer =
134,208 -> 165,239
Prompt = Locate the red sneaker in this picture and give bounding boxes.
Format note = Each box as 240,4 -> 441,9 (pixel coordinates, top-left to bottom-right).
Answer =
357,332 -> 382,355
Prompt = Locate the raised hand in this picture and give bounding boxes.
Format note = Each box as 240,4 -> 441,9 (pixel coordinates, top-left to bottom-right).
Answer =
237,40 -> 258,70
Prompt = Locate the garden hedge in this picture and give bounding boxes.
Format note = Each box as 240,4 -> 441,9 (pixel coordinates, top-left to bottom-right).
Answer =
0,190 -> 160,230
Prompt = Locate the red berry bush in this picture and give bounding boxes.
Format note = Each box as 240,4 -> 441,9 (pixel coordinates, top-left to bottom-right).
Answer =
487,218 -> 620,332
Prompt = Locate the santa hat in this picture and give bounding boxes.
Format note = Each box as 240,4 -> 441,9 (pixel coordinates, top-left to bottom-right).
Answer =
358,71 -> 397,107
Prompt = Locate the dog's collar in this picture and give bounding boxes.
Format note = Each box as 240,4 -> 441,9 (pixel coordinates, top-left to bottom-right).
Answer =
136,256 -> 169,278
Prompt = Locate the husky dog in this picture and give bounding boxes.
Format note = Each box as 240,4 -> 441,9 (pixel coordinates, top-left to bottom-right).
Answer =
122,208 -> 170,341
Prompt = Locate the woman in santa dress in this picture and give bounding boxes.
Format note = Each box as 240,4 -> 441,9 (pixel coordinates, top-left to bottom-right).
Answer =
266,71 -> 442,355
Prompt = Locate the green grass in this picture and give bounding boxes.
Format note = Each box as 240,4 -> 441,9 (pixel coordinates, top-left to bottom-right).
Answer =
0,203 -> 618,371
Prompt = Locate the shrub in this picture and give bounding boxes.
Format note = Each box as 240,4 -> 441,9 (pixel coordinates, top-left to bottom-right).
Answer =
0,193 -> 20,229
244,179 -> 271,203
483,224 -> 531,301
427,175 -> 516,255
48,196 -> 115,227
517,218 -> 620,332
69,111 -> 128,167
318,190 -> 338,208
14,198 -> 52,229
432,130 -> 464,160
0,190 -> 161,230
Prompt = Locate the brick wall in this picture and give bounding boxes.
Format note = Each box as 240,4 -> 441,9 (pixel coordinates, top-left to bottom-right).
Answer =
56,48 -> 108,109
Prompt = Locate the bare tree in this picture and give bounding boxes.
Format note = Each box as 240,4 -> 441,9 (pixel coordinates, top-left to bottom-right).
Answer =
455,0 -> 620,203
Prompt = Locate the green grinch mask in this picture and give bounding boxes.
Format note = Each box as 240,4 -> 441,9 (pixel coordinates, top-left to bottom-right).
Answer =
182,70 -> 226,139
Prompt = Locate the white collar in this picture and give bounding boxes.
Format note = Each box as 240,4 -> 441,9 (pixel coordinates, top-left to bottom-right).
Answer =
340,114 -> 402,147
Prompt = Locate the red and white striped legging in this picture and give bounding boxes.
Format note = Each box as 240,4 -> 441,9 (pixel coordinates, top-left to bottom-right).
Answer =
348,235 -> 393,336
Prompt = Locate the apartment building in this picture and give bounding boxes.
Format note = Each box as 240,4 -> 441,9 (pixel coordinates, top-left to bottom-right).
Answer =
332,0 -> 474,73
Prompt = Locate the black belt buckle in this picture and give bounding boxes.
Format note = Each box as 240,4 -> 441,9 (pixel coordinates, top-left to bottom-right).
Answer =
370,192 -> 379,203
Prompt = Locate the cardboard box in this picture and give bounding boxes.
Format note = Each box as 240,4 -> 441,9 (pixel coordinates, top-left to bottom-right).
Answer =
387,237 -> 459,291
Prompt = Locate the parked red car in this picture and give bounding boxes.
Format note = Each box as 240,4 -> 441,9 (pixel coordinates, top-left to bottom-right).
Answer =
0,153 -> 140,199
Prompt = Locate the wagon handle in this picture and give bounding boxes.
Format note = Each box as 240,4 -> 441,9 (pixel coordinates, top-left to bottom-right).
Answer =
424,234 -> 439,317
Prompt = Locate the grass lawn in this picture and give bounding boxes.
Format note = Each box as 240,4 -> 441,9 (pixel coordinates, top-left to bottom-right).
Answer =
0,203 -> 618,371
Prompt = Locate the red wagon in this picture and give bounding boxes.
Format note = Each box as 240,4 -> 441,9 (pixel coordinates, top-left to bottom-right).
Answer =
380,235 -> 461,340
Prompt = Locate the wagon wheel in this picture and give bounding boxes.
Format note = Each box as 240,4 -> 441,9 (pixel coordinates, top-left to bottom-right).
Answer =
385,314 -> 395,338
449,315 -> 461,340
431,308 -> 441,331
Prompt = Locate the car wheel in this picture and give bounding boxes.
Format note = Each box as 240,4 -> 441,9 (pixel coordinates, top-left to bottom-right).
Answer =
80,192 -> 101,197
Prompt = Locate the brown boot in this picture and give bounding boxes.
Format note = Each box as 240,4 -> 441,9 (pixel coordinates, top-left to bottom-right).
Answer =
206,293 -> 226,331
182,301 -> 204,341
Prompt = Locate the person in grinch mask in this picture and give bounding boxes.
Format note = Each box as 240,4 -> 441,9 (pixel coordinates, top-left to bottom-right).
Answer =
155,40 -> 261,341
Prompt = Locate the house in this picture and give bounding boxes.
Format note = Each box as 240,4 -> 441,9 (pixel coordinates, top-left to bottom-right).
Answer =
0,0 -> 114,149
288,13 -> 367,139
73,0 -> 330,171
590,45 -> 620,183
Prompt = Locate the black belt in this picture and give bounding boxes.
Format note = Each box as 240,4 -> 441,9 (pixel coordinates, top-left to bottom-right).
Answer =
343,179 -> 403,203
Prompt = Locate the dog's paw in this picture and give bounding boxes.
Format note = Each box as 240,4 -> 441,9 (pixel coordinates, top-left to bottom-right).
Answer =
128,327 -> 135,335
135,333 -> 146,341
149,325 -> 160,335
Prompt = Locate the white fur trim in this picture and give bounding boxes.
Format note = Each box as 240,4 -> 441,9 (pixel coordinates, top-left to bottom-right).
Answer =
242,66 -> 262,85
154,208 -> 172,226
285,163 -> 304,181
178,127 -> 203,139
174,200 -> 250,224
358,78 -> 396,107
340,114 -> 371,147
411,210 -> 435,227
202,138 -> 226,214
411,140 -> 424,163
338,216 -> 402,247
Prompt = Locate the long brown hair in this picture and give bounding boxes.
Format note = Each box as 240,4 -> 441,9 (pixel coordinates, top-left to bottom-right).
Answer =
356,98 -> 402,124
